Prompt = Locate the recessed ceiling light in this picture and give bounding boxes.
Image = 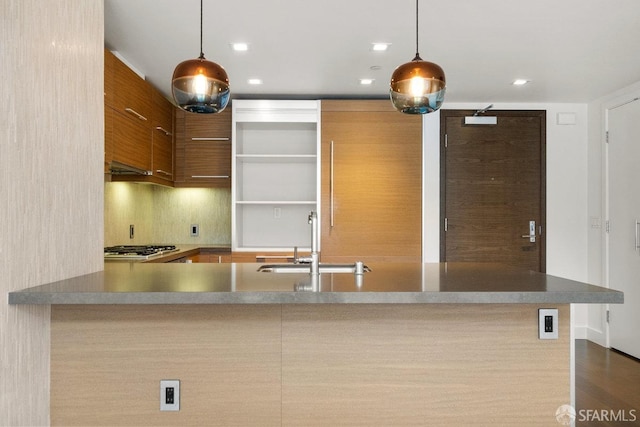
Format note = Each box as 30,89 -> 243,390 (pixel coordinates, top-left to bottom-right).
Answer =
360,79 -> 375,85
231,43 -> 249,51
513,79 -> 530,86
248,78 -> 262,85
371,43 -> 390,51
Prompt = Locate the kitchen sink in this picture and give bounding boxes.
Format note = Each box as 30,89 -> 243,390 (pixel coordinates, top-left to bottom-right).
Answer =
257,263 -> 371,274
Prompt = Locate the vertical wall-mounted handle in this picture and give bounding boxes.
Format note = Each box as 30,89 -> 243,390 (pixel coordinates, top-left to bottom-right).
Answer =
635,220 -> 640,251
330,140 -> 334,228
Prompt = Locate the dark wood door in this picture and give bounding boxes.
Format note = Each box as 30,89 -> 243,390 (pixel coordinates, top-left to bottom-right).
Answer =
440,110 -> 546,271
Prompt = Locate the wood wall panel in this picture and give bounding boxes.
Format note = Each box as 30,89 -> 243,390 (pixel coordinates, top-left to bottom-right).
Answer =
281,304 -> 570,426
1,0 -> 104,425
51,305 -> 282,426
51,304 -> 569,426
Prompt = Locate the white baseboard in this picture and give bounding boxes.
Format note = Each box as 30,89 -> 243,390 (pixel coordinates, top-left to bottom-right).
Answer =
573,325 -> 588,340
586,326 -> 607,347
572,325 -> 607,347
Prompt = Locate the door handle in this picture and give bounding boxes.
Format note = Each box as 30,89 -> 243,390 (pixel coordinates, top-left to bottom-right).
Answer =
635,220 -> 640,252
521,220 -> 536,243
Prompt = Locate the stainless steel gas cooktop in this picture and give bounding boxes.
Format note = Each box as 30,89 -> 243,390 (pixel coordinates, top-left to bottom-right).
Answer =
104,245 -> 178,261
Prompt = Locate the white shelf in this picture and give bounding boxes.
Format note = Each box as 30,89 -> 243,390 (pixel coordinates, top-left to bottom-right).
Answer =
236,200 -> 317,205
235,122 -> 317,155
233,246 -> 311,252
236,154 -> 317,163
233,100 -> 319,123
232,100 -> 321,252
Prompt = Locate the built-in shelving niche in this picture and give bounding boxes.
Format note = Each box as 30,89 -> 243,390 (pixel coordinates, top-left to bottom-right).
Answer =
232,100 -> 320,251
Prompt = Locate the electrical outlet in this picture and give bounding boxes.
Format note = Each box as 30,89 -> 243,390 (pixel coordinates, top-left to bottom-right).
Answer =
190,224 -> 199,237
538,308 -> 559,340
160,380 -> 180,411
129,224 -> 134,239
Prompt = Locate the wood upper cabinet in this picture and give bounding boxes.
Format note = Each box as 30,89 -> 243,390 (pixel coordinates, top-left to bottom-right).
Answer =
104,49 -> 115,110
104,51 -> 115,173
111,108 -> 152,172
174,107 -> 232,188
104,106 -> 114,173
111,52 -> 152,121
150,88 -> 174,183
104,49 -> 152,174
320,100 -> 423,262
105,49 -> 176,185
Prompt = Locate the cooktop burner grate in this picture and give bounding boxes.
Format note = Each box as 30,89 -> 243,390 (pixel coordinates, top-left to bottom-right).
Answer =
104,245 -> 178,258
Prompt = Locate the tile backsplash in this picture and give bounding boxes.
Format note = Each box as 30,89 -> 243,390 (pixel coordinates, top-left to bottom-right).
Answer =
105,182 -> 231,246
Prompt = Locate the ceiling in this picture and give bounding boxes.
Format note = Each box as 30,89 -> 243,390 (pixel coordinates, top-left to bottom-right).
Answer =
105,0 -> 640,105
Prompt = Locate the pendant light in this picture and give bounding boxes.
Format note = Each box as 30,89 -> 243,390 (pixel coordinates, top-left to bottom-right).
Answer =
171,0 -> 230,114
390,0 -> 446,114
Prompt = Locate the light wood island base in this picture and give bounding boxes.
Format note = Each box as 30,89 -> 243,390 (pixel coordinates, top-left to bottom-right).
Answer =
51,304 -> 569,426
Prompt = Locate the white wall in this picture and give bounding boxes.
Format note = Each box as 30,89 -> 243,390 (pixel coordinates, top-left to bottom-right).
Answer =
422,102 -> 590,334
0,1 -> 104,424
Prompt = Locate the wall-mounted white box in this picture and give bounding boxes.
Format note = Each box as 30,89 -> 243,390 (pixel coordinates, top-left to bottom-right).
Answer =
557,112 -> 576,125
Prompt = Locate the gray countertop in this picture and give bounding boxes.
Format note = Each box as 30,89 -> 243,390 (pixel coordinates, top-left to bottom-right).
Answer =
8,262 -> 623,305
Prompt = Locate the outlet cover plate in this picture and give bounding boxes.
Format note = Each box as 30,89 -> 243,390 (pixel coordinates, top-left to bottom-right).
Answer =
538,308 -> 559,340
160,379 -> 180,411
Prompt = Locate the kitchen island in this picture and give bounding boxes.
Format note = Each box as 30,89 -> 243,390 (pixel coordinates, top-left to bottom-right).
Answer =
9,263 -> 623,426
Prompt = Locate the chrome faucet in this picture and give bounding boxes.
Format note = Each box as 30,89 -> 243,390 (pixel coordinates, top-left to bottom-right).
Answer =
293,211 -> 320,275
308,211 -> 319,275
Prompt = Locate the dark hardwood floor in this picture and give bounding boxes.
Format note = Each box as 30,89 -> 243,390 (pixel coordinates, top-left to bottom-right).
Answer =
576,339 -> 640,426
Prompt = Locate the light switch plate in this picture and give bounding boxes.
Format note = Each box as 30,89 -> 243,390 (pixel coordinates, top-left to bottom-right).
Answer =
160,380 -> 180,411
190,224 -> 199,237
538,308 -> 559,340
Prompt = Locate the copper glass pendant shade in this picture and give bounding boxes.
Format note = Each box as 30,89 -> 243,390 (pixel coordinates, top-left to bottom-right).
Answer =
171,0 -> 229,114
390,0 -> 446,114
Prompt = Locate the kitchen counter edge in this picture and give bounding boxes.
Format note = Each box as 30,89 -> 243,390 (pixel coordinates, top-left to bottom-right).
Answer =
8,263 -> 623,305
8,290 -> 623,305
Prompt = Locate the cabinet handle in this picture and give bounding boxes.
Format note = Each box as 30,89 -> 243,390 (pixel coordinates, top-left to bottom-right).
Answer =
124,107 -> 148,121
636,220 -> 640,252
191,175 -> 230,179
330,140 -> 334,228
191,137 -> 230,141
155,126 -> 172,136
155,169 -> 173,177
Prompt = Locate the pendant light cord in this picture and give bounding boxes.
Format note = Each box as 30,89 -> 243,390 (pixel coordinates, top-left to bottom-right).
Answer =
198,0 -> 205,60
415,0 -> 419,57
413,0 -> 422,61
